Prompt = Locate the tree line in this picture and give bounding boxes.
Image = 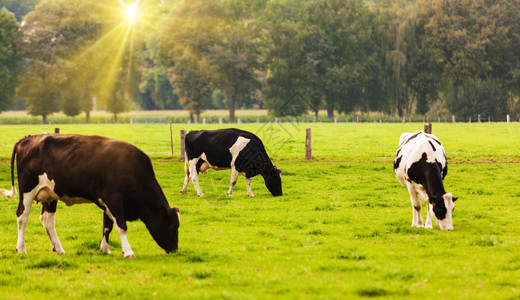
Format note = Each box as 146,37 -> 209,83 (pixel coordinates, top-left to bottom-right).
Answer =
0,0 -> 519,123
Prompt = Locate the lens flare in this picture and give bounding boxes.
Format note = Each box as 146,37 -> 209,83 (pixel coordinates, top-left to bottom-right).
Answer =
125,2 -> 139,25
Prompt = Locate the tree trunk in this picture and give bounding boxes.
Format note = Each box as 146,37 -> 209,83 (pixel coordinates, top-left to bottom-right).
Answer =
196,111 -> 201,123
85,110 -> 91,124
229,93 -> 236,123
327,105 -> 334,120
42,114 -> 48,124
114,112 -> 118,123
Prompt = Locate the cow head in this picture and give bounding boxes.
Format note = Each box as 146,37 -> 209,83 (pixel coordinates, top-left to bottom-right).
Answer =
263,166 -> 283,196
153,206 -> 180,253
430,193 -> 457,230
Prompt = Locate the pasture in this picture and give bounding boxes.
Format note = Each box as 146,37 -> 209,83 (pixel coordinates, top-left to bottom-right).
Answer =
0,122 -> 519,299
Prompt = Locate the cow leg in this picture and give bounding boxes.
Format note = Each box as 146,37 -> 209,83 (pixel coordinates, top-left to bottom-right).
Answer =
245,177 -> 254,198
100,212 -> 113,254
99,198 -> 135,258
406,183 -> 423,227
188,158 -> 204,197
227,168 -> 240,196
181,155 -> 190,194
16,192 -> 34,254
181,174 -> 190,195
40,200 -> 65,254
425,203 -> 434,229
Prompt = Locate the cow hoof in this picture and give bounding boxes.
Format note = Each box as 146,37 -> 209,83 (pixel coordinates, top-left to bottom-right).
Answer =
248,194 -> 255,198
124,254 -> 135,258
197,193 -> 204,197
180,190 -> 187,195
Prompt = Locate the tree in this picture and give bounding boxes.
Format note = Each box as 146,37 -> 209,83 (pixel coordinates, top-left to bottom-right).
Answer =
262,0 -> 310,117
0,8 -> 22,112
16,0 -> 68,123
421,0 -> 520,117
206,0 -> 265,123
159,0 -> 217,122
303,0 -> 375,119
139,41 -> 180,110
0,0 -> 41,21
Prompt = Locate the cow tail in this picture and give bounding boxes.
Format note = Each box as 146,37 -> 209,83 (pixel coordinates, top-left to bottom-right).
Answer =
0,140 -> 18,199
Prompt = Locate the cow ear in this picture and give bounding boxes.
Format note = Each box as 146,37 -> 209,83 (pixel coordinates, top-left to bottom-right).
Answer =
452,197 -> 458,202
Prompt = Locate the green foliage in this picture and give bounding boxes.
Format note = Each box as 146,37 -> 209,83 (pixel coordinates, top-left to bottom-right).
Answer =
444,77 -> 509,117
0,8 -> 21,112
3,0 -> 520,121
0,0 -> 40,21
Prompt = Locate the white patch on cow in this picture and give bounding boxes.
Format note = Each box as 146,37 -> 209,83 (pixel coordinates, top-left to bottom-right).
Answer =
245,175 -> 254,198
16,173 -> 60,254
100,228 -> 111,254
224,137 -> 252,197
227,168 -> 240,196
229,136 -> 250,167
434,193 -> 455,231
425,203 -> 433,229
187,157 -> 204,197
98,198 -> 135,258
40,211 -> 65,254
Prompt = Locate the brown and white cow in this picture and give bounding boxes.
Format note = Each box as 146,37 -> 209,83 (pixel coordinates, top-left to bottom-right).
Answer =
393,131 -> 457,230
0,134 -> 180,257
181,128 -> 282,197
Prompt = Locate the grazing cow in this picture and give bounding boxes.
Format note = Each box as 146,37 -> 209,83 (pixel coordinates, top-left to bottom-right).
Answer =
181,128 -> 282,197
0,134 -> 179,257
393,131 -> 457,230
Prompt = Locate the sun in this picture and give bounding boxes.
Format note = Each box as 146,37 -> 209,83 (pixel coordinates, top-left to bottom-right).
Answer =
124,2 -> 140,25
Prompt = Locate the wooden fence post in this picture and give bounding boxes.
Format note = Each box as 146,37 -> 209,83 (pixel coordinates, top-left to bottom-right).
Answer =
478,114 -> 481,123
305,128 -> 312,160
452,115 -> 456,123
507,114 -> 510,123
180,129 -> 187,160
424,123 -> 432,134
54,128 -> 60,134
169,121 -> 174,155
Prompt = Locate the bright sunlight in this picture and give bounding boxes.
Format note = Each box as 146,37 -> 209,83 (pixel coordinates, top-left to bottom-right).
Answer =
125,2 -> 139,25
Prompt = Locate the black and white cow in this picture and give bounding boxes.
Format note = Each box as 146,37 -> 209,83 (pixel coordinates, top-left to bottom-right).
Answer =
0,134 -> 179,257
181,128 -> 282,197
393,131 -> 457,230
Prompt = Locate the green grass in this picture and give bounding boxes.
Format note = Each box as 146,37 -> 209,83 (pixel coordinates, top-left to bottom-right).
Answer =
0,122 -> 520,299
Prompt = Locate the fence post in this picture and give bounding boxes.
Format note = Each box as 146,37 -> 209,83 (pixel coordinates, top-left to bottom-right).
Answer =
478,114 -> 481,123
180,129 -> 187,160
54,128 -> 60,134
452,115 -> 456,123
507,115 -> 510,124
169,121 -> 174,155
305,128 -> 312,160
424,123 -> 432,134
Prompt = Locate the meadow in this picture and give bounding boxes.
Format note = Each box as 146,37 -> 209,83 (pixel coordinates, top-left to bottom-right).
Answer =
0,122 -> 519,299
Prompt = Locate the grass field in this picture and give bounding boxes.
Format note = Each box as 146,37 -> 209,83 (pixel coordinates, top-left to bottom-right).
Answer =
0,122 -> 519,299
